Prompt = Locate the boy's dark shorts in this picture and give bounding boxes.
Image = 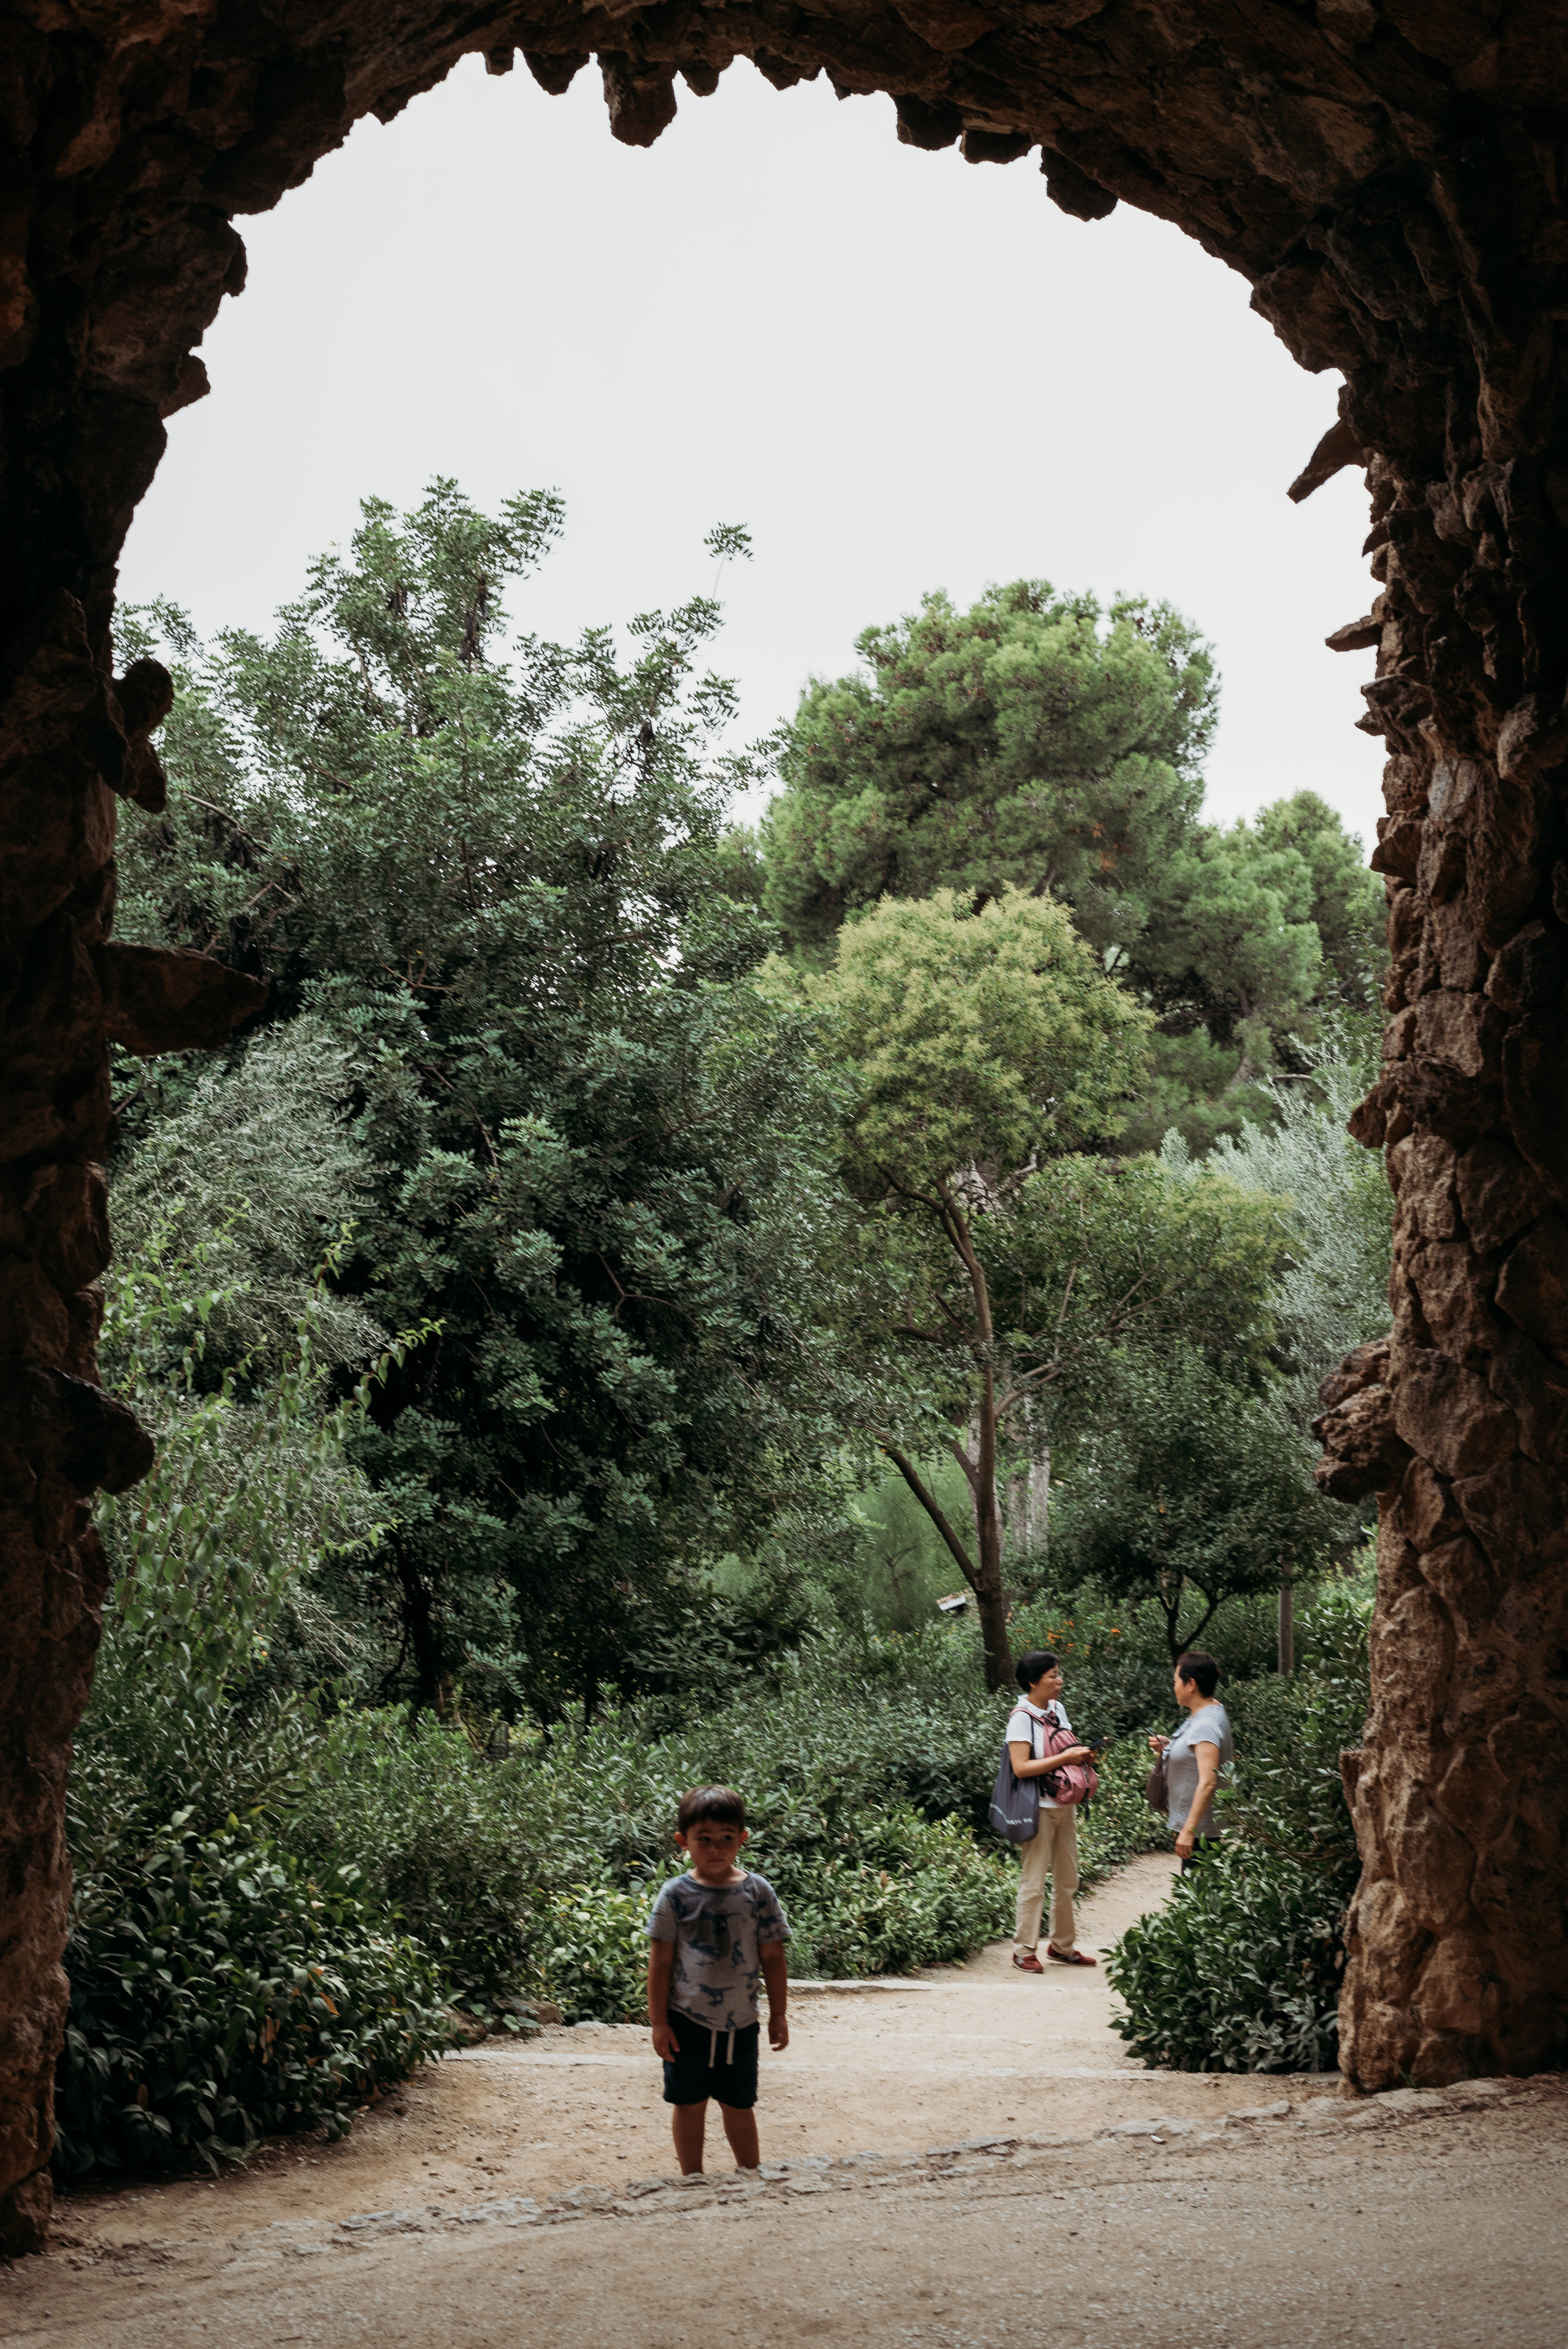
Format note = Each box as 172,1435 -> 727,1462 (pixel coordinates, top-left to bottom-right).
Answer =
661,2014 -> 760,2108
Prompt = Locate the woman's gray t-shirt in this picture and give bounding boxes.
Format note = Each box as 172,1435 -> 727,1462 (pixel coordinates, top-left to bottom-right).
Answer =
645,1870 -> 791,2032
1165,1702 -> 1234,1834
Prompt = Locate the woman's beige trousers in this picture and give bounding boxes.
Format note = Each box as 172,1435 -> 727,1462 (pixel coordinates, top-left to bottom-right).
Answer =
1013,1806 -> 1079,1955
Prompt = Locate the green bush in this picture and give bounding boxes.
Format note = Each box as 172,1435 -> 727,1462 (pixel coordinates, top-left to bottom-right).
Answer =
530,1814 -> 1016,2018
287,1627 -> 1170,2025
534,1886 -> 651,2024
1104,1841 -> 1353,2073
777,1811 -> 1015,1979
1077,1734 -> 1167,1880
290,1711 -> 540,1999
55,1830 -> 449,2181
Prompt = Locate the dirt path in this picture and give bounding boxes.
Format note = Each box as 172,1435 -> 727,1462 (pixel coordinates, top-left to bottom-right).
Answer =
5,1858 -> 1566,2345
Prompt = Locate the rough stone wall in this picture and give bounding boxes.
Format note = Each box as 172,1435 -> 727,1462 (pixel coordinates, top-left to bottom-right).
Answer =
2,0 -> 1567,2250
1313,285 -> 1568,2087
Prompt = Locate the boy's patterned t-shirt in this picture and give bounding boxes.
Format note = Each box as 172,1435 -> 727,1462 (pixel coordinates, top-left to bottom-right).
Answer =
644,1870 -> 791,2032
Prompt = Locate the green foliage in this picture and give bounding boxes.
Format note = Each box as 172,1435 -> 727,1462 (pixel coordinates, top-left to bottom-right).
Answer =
533,1886 -> 652,2025
982,1153 -> 1283,1461
828,1457 -> 980,1631
63,1222 -> 444,2181
762,581 -> 1215,962
759,575 -> 1381,1151
73,1215 -> 420,1878
55,1830 -> 447,2181
281,1622 -> 1162,2028
1048,1347 -> 1356,1659
110,1018 -> 385,1380
287,1710 -> 545,2000
1219,1569 -> 1373,1868
787,886 -> 1156,1684
116,482 -> 850,1720
1105,1843 -> 1351,2074
1199,1048 -> 1394,1438
772,1811 -> 1014,1982
94,1229 -> 404,1701
804,887 -> 1149,1193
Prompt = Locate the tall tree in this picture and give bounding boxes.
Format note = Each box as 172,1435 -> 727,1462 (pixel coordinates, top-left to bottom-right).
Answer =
762,581 -> 1214,961
755,581 -> 1383,1151
114,484 -> 847,1720
800,887 -> 1148,1687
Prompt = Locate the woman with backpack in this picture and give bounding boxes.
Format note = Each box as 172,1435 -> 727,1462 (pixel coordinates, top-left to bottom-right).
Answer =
1147,1649 -> 1234,1870
1003,1649 -> 1102,1973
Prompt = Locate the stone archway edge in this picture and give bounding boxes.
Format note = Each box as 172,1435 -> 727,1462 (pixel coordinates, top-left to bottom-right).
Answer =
5,0 -> 1568,2256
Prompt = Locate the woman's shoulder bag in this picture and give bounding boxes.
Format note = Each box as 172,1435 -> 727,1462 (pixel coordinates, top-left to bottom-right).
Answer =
1145,1717 -> 1180,1813
989,1737 -> 1041,1844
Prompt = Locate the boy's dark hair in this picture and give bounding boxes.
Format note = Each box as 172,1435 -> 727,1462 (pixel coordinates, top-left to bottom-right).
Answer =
1176,1650 -> 1220,1699
1015,1650 -> 1060,1692
677,1784 -> 747,1833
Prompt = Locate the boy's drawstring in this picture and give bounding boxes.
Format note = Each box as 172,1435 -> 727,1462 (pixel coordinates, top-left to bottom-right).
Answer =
706,2026 -> 736,2066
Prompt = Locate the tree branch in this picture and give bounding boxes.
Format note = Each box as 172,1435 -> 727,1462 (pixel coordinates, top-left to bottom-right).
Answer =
878,1440 -> 978,1592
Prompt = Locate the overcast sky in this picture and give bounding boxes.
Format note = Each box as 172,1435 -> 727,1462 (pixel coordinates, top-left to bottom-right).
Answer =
121,55 -> 1386,848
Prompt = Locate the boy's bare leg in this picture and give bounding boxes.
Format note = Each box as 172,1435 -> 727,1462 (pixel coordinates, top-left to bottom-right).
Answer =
671,2101 -> 707,2175
719,2103 -> 760,2170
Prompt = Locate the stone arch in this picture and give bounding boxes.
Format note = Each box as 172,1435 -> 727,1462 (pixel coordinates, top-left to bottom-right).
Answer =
3,3 -> 1566,2252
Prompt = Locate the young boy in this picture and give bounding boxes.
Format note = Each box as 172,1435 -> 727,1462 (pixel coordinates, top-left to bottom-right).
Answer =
645,1785 -> 789,2176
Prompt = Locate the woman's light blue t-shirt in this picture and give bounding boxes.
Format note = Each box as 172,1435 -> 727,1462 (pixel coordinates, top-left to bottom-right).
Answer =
1165,1701 -> 1234,1834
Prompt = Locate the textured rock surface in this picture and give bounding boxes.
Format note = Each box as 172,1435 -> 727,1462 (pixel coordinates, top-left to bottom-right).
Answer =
3,0 -> 1568,2249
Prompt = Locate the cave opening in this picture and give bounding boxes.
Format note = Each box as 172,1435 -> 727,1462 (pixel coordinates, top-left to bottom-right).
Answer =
3,5 -> 1566,2254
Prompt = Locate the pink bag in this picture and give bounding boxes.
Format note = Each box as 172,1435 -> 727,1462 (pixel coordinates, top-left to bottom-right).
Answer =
1038,1706 -> 1099,1807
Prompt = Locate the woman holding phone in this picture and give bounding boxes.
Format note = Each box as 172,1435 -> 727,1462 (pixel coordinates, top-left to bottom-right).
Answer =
1006,1649 -> 1106,1970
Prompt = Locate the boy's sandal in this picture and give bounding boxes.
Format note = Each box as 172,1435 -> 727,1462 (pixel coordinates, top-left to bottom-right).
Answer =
1046,1944 -> 1097,1966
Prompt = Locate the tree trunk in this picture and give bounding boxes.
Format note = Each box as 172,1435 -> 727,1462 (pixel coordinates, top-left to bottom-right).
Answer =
1006,1453 -> 1049,1562
880,1436 -> 1011,1689
936,1187 -> 1012,1692
967,1370 -> 1012,1693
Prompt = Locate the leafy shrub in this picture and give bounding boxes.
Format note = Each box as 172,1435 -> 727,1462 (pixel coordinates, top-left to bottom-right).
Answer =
1104,1841 -> 1354,2073
55,1830 -> 448,2181
533,1887 -> 652,2023
290,1712 -> 540,1998
1220,1570 -> 1371,1866
529,1815 -> 1016,2019
286,1627 -> 1171,2023
1077,1734 -> 1167,1879
777,1812 -> 1014,1979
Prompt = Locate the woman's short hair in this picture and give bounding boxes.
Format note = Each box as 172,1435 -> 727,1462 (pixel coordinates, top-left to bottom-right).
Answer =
677,1784 -> 747,1832
1175,1650 -> 1219,1699
1015,1649 -> 1060,1691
